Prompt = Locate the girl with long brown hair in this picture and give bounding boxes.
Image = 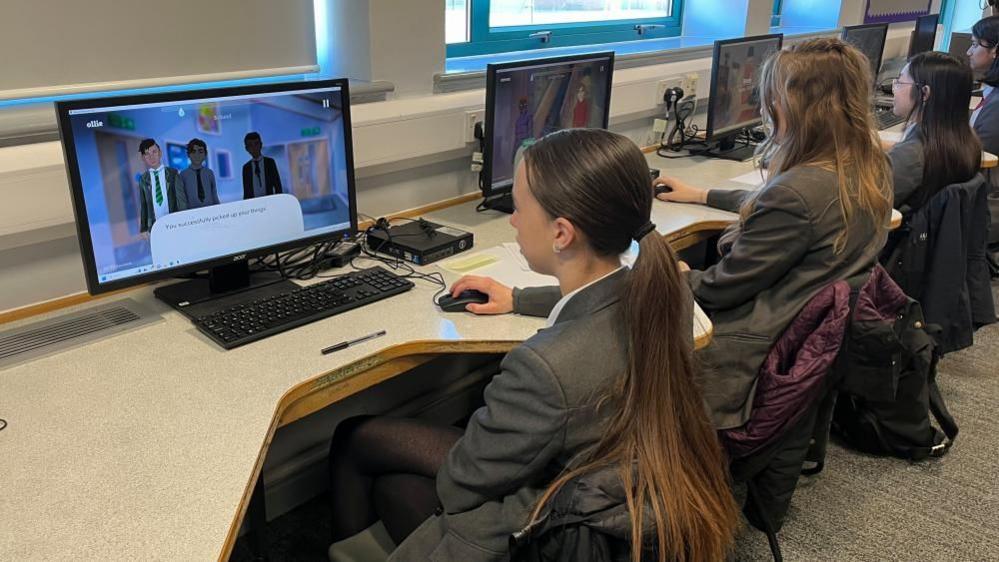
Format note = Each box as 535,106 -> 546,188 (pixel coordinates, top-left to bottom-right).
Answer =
655,38 -> 893,430
328,128 -> 738,562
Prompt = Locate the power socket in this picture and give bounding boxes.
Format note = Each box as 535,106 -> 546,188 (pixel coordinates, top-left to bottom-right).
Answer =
464,110 -> 484,143
652,119 -> 669,134
683,73 -> 700,97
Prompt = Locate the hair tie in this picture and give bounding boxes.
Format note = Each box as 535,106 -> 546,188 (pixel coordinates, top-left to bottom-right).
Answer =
633,221 -> 656,241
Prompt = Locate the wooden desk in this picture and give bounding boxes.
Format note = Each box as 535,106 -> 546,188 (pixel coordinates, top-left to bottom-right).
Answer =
646,153 -> 903,251
0,200 -> 712,562
878,129 -> 998,169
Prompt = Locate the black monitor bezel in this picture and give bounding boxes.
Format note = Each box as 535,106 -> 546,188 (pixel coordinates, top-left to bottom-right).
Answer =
55,78 -> 359,296
842,23 -> 889,84
908,13 -> 940,58
481,51 -> 615,198
705,33 -> 784,143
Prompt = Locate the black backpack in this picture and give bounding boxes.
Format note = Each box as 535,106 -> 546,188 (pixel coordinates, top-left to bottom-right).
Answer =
831,267 -> 958,461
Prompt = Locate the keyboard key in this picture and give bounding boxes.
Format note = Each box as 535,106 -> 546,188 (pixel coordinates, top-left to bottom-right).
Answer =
193,266 -> 414,350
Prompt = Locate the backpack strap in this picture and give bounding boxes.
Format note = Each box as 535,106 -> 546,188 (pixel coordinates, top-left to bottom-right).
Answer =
896,353 -> 957,460
926,352 -> 959,452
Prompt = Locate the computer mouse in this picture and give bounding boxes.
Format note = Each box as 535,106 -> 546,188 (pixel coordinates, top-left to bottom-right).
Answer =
654,183 -> 672,196
437,289 -> 489,312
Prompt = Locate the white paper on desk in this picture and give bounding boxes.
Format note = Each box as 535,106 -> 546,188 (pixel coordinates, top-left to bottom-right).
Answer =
441,242 -> 639,289
502,242 -> 531,271
505,241 -> 638,269
440,245 -> 557,288
730,169 -> 768,187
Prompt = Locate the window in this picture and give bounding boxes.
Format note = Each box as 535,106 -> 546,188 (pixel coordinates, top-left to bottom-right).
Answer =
447,0 -> 683,58
0,0 -> 331,110
447,0 -> 470,44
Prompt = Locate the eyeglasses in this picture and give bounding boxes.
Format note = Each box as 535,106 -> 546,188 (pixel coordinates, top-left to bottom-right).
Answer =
891,78 -> 917,90
971,39 -> 996,50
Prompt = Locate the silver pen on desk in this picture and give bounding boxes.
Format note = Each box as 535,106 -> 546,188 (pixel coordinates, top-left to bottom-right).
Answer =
321,330 -> 387,355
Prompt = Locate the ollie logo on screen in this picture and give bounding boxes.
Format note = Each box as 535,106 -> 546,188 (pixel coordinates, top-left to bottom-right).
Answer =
86,120 -> 104,128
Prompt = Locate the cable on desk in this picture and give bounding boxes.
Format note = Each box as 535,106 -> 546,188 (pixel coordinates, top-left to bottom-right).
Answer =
0,418 -> 7,432
245,212 -> 449,301
347,214 -> 449,302
656,97 -> 708,159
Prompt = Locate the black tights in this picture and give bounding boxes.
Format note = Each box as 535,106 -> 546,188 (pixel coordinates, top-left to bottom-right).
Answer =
328,416 -> 463,545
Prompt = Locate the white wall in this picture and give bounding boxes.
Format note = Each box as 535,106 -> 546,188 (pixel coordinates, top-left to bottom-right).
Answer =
0,4 -> 919,314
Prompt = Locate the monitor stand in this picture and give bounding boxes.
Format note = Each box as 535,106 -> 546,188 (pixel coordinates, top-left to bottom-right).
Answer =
479,192 -> 514,214
153,261 -> 295,319
698,136 -> 758,162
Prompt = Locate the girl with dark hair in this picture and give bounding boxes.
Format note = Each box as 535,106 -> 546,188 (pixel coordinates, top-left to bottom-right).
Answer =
655,38 -> 892,430
888,52 -> 982,210
970,15 -> 999,136
328,129 -> 739,562
969,16 -> 999,249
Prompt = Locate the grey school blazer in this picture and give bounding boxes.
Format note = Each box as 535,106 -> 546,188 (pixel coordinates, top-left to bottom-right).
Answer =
691,166 -> 886,430
972,87 -> 999,246
390,269 -> 694,562
887,126 -> 925,209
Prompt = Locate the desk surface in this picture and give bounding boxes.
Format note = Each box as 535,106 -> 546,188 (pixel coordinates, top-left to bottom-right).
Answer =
878,129 -> 998,169
646,152 -> 903,236
0,198 -> 711,561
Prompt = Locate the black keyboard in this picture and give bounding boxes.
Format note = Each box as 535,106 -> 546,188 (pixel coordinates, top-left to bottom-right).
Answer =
874,106 -> 905,130
195,266 -> 414,349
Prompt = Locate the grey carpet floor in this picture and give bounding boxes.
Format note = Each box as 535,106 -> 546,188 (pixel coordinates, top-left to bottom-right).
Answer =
233,284 -> 999,562
735,283 -> 999,562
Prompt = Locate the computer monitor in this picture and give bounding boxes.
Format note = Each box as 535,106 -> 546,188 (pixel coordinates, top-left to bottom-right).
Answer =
842,23 -> 889,88
949,31 -> 973,66
56,79 -> 358,305
481,52 -> 614,213
908,13 -> 939,58
704,34 -> 784,161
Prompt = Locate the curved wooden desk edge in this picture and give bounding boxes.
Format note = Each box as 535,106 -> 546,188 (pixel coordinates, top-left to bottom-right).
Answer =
217,338 -> 517,561
218,328 -> 714,561
665,220 -> 735,251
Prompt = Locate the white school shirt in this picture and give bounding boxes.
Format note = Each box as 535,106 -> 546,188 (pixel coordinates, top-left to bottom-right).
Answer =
971,85 -> 994,127
545,266 -> 625,328
149,166 -> 170,220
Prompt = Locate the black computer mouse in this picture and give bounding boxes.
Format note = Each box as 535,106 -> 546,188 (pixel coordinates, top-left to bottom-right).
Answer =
654,183 -> 672,196
437,289 -> 489,312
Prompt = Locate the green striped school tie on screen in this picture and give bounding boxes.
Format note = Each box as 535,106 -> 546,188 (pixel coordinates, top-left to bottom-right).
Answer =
154,172 -> 163,206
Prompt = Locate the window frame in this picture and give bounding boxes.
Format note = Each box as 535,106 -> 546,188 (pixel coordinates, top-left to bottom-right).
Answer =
447,0 -> 684,58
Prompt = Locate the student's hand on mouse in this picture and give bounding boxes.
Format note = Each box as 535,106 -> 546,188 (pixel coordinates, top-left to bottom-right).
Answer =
653,176 -> 708,204
449,275 -> 513,315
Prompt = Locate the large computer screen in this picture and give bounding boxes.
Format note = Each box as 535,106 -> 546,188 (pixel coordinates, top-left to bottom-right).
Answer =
56,80 -> 357,294
482,52 -> 614,196
706,34 -> 784,140
842,23 -> 889,86
908,14 -> 939,57
949,31 -> 973,66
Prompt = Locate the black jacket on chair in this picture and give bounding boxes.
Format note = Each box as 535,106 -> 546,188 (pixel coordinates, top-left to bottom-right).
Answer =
881,174 -> 997,354
508,466 -> 647,562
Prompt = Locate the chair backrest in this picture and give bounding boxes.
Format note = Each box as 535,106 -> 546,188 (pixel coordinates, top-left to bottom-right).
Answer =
883,173 -> 995,353
721,281 -> 851,459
